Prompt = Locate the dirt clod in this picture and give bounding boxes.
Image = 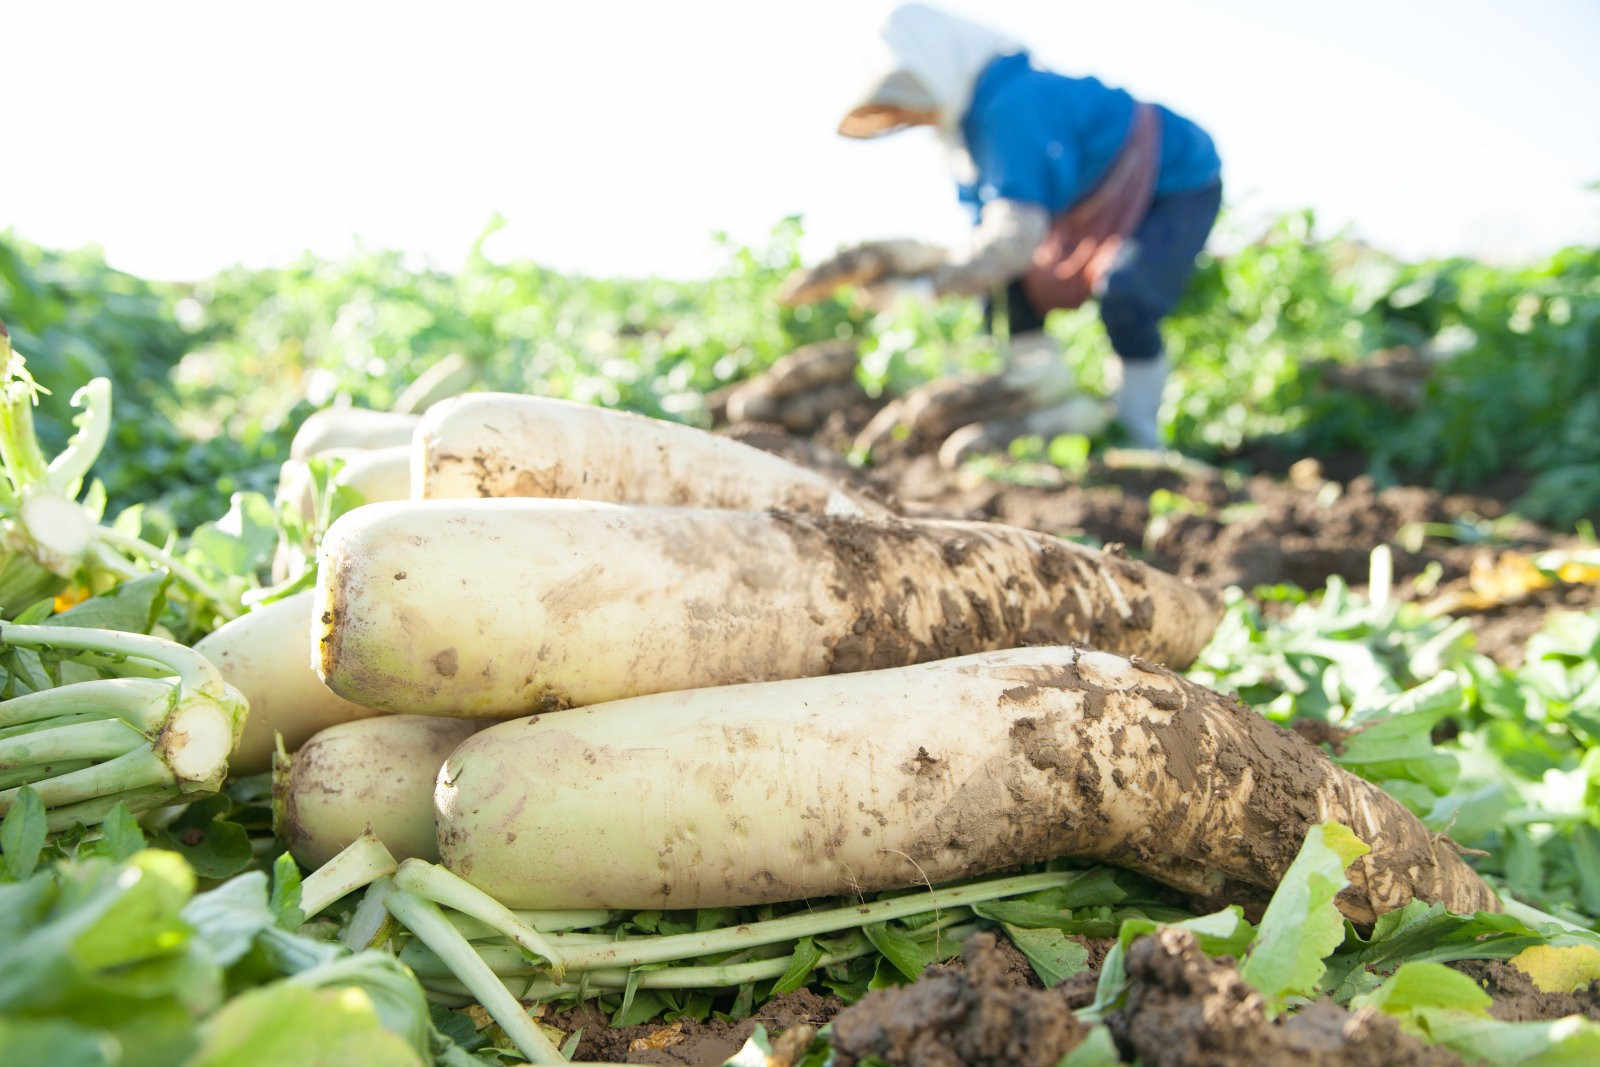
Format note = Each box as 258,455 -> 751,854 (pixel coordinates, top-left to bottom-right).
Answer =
828,932 -> 1086,1067
1108,927 -> 1463,1066
1452,958 -> 1600,1022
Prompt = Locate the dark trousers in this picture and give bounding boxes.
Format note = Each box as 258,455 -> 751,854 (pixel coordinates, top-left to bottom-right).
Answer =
985,180 -> 1222,361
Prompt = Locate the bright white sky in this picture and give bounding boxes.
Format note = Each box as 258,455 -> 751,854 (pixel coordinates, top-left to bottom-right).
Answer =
6,1 -> 1599,281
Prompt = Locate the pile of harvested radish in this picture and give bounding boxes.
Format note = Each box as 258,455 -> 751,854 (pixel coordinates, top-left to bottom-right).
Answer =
188,391 -> 1510,1064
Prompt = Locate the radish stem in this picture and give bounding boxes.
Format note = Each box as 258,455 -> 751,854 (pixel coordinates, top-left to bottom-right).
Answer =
0,747 -> 173,813
382,884 -> 566,1064
339,876 -> 397,951
394,860 -> 567,979
0,624 -> 246,827
0,677 -> 175,728
495,870 -> 1077,975
1,623 -> 226,696
0,717 -> 146,768
298,831 -> 399,919
447,909 -> 614,941
0,760 -> 93,790
94,527 -> 240,621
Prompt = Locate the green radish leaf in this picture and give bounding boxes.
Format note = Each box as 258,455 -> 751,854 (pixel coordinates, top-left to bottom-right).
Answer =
1060,1023 -> 1122,1067
290,953 -> 433,1061
182,871 -> 275,969
1,786 -> 47,880
1335,704 -> 1461,795
1241,822 -> 1369,1011
184,979 -> 424,1067
1573,824 -> 1600,918
863,921 -> 937,982
1354,960 -> 1492,1016
559,1028 -> 583,1060
269,852 -> 304,930
46,571 -> 170,634
0,1017 -> 117,1067
771,936 -> 824,995
99,801 -> 147,861
969,899 -> 1126,938
1320,900 -> 1549,1003
727,981 -> 756,1020
1002,923 -> 1090,987
1349,959 -> 1600,1062
1503,827 -> 1545,897
150,796 -> 252,880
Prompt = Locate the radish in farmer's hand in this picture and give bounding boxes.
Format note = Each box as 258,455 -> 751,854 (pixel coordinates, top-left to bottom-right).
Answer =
311,498 -> 1222,716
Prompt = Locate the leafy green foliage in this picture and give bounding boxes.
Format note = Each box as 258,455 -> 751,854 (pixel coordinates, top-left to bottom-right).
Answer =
1353,960 -> 1600,1062
7,215 -> 1596,532
1239,822 -> 1369,1011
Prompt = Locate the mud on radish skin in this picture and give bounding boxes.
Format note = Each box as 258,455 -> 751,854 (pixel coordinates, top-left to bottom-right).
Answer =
434,646 -> 1497,925
313,499 -> 1223,716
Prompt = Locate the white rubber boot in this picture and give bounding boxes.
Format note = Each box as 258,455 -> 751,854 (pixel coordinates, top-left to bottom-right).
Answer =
1116,353 -> 1169,451
997,331 -> 1077,407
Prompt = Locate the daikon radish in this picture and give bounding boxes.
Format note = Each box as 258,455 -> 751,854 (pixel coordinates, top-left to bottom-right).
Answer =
414,393 -> 883,516
196,591 -> 382,773
276,445 -> 413,522
313,499 -> 1221,716
435,646 -> 1498,924
276,715 -> 479,868
290,408 -> 420,460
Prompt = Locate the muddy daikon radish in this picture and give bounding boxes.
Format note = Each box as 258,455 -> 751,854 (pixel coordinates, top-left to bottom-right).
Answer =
313,499 -> 1222,716
435,646 -> 1498,924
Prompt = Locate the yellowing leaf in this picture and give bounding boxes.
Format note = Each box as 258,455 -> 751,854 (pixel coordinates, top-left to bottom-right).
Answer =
629,1022 -> 685,1052
1510,944 -> 1600,993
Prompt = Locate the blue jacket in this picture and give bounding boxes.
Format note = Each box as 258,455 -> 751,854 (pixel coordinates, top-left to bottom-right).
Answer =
957,53 -> 1220,222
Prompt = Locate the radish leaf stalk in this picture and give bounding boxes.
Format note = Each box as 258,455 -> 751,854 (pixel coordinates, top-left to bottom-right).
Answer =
0,622 -> 247,829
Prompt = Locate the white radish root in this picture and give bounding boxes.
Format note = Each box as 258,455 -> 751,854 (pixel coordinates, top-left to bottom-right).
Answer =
196,591 -> 382,773
313,499 -> 1222,717
435,646 -> 1498,925
414,393 -> 884,517
276,715 -> 480,868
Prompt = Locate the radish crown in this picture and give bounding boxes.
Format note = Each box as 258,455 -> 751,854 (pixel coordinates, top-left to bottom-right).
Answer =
0,621 -> 248,830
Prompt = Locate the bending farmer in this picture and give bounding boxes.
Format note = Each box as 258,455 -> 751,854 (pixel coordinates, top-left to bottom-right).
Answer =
827,3 -> 1222,452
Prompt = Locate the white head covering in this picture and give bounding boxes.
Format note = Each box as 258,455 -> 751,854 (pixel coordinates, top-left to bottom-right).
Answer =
839,4 -> 1024,182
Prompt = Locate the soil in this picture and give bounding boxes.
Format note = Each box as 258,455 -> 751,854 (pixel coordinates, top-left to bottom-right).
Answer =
543,928 -> 1600,1065
1451,959 -> 1600,1023
547,990 -> 836,1065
